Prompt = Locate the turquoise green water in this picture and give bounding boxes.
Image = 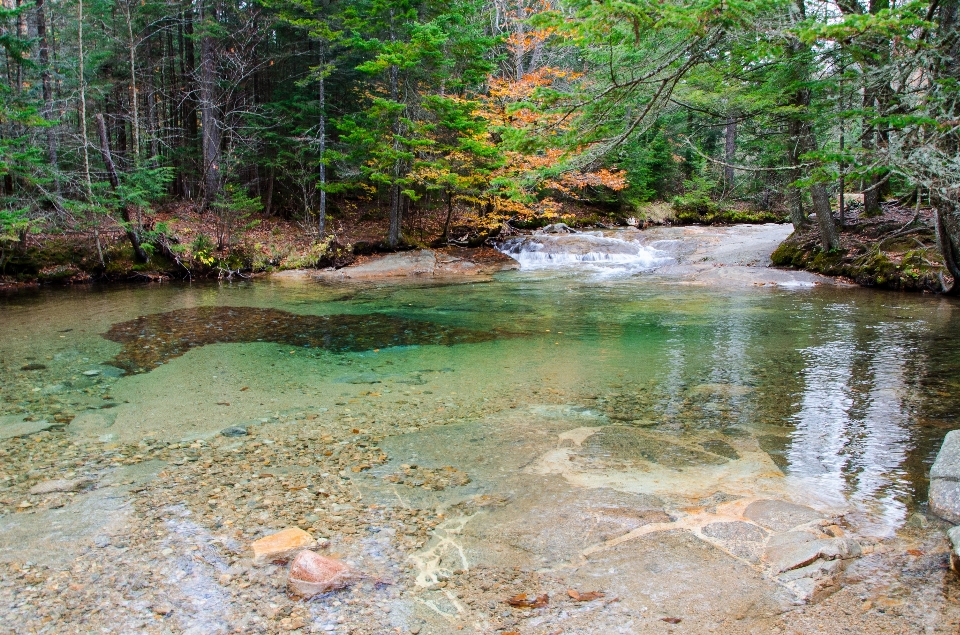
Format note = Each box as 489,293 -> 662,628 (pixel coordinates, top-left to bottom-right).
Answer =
2,273 -> 959,538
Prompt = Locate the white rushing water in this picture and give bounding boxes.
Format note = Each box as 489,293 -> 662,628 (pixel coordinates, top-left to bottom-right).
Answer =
497,231 -> 673,274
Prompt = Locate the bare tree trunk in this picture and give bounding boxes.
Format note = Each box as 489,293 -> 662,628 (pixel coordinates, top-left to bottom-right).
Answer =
861,87 -> 882,217
123,0 -> 141,163
95,114 -> 149,263
786,121 -> 809,231
785,1 -> 839,249
803,125 -> 841,251
78,0 -> 93,201
933,192 -> 960,293
388,181 -> 402,247
932,0 -> 960,293
37,0 -> 59,190
724,114 -> 736,190
443,189 -> 454,243
387,62 -> 402,248
263,165 -> 275,216
199,2 -> 221,209
183,3 -> 198,199
317,51 -> 326,238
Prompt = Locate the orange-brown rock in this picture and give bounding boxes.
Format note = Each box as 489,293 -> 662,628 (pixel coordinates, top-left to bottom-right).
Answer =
288,550 -> 356,597
251,527 -> 314,565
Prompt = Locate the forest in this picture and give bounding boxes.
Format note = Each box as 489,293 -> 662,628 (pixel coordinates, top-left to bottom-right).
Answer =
0,0 -> 958,288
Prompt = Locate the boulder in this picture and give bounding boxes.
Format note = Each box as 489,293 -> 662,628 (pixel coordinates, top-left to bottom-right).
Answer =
948,526 -> 960,573
251,527 -> 314,565
288,550 -> 357,597
929,431 -> 960,524
28,478 -> 93,495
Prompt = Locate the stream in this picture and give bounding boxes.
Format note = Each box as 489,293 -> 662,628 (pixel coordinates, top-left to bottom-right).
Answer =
1,225 -> 959,634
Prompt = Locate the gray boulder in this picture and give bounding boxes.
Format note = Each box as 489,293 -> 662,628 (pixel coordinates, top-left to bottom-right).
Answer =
948,526 -> 960,573
929,430 -> 960,524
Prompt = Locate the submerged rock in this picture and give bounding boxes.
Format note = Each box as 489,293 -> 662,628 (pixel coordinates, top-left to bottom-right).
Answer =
220,426 -> 248,438
251,527 -> 314,565
28,478 -> 93,495
288,550 -> 356,597
743,500 -> 824,532
929,431 -> 960,524
764,535 -> 861,575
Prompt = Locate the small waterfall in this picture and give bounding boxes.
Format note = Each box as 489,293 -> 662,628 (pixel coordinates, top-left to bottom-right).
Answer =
497,231 -> 672,273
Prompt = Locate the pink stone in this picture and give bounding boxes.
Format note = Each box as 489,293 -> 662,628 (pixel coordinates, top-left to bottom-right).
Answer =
288,550 -> 356,597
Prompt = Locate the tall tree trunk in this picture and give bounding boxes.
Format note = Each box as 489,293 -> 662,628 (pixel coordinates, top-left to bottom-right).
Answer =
95,114 -> 149,263
388,182 -> 402,247
183,3 -> 198,199
802,124 -> 841,251
123,0 -> 141,164
861,86 -> 883,217
78,0 -> 93,202
199,2 -> 221,209
933,0 -> 960,293
387,62 -> 402,248
786,0 -> 838,249
786,120 -> 809,231
933,192 -> 960,292
317,50 -> 326,238
443,189 -> 454,243
263,165 -> 275,216
37,0 -> 59,190
837,0 -> 890,218
724,113 -> 736,190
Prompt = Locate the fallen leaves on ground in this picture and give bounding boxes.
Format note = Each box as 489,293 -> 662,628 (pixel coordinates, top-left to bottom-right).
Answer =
567,589 -> 605,602
661,617 -> 682,624
505,593 -> 549,608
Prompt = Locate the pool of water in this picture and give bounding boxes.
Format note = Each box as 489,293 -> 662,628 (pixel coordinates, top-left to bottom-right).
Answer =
2,266 -> 959,631
3,273 -> 958,533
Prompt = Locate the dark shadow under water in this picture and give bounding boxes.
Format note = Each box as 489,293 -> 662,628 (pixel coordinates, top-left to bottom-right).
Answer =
104,306 -> 501,374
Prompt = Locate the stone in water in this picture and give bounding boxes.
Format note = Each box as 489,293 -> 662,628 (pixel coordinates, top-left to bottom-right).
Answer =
251,527 -> 314,565
288,550 -> 356,597
28,478 -> 92,495
929,430 -> 960,524
220,426 -> 248,437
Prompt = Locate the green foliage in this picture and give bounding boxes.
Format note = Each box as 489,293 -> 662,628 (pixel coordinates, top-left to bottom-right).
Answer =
213,186 -> 264,250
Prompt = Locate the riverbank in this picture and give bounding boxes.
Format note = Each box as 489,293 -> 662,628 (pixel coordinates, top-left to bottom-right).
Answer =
0,200 -> 784,288
771,203 -> 949,293
1,200 -> 952,295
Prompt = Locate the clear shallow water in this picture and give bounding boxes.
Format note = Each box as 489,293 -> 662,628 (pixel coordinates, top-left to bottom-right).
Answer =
1,271 -> 959,540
